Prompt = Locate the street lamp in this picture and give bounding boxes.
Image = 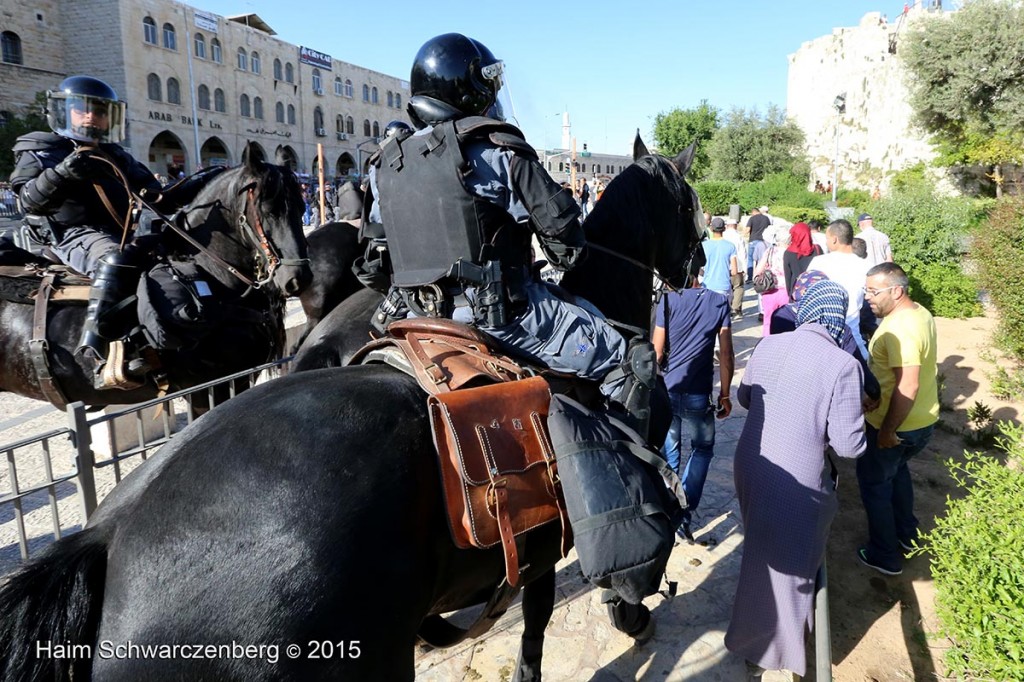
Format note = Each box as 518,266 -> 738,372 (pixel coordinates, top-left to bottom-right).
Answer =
355,138 -> 380,181
832,93 -> 846,203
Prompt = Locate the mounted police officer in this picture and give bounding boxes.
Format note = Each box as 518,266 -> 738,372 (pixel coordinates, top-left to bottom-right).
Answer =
366,34 -> 651,429
9,75 -> 216,388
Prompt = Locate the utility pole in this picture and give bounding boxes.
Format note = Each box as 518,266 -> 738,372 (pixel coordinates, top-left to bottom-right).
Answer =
570,137 -> 577,195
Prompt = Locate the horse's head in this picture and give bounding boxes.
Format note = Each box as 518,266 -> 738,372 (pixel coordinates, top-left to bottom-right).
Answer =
631,132 -> 706,290
230,142 -> 312,296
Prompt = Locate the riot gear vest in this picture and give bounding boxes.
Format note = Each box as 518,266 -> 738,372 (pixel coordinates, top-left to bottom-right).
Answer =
10,132 -> 160,242
374,117 -> 532,289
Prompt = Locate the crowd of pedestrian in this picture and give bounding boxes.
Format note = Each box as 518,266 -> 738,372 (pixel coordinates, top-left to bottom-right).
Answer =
656,206 -> 937,679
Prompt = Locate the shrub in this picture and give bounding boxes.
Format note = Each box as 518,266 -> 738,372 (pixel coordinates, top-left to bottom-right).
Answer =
867,189 -> 990,318
735,172 -> 825,213
693,180 -> 738,216
836,188 -> 871,208
972,197 -> 1024,364
921,421 -> 1024,680
769,205 -> 830,226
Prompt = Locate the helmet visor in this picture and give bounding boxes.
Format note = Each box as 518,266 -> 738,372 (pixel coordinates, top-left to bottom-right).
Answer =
481,60 -> 517,125
47,92 -> 126,144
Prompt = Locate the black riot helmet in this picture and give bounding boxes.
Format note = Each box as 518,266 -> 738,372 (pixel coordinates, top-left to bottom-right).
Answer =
46,75 -> 126,144
407,33 -> 509,128
384,120 -> 413,140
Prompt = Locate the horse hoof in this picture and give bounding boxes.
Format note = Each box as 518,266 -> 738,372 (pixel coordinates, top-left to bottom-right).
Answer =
630,613 -> 655,645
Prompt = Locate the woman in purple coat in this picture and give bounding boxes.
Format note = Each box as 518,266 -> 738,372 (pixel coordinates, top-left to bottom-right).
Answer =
725,280 -> 867,680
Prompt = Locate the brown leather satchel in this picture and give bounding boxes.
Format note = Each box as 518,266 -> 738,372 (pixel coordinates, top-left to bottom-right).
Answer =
428,376 -> 571,587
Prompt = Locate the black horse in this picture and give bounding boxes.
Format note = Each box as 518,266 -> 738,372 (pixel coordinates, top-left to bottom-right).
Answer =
0,136 -> 704,681
0,143 -> 311,407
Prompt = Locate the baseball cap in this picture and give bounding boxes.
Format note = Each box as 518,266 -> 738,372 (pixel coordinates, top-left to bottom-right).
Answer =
759,205 -> 769,213
710,217 -> 725,231
858,213 -> 872,222
725,217 -> 738,226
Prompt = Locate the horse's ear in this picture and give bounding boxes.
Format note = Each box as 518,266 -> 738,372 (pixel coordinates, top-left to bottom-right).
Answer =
633,129 -> 650,161
273,145 -> 290,167
241,141 -> 265,171
674,141 -> 698,177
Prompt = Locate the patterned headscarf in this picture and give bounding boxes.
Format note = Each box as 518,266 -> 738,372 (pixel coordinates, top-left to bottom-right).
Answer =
792,269 -> 829,302
797,280 -> 848,346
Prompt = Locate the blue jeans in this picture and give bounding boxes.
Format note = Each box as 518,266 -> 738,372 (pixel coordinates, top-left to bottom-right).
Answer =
856,423 -> 935,570
746,240 -> 766,280
662,392 -> 716,525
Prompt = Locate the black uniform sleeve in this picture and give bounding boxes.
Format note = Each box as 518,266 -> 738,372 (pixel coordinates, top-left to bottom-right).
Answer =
509,155 -> 584,269
10,152 -> 69,216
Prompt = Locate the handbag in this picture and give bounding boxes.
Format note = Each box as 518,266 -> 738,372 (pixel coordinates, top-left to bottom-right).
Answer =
752,247 -> 778,294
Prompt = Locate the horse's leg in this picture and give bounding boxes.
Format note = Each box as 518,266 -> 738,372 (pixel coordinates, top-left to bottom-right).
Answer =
512,567 -> 555,682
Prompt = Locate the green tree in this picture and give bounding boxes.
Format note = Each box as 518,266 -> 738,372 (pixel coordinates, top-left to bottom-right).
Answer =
0,94 -> 47,178
652,101 -> 719,180
707,105 -> 808,183
902,0 -> 1024,197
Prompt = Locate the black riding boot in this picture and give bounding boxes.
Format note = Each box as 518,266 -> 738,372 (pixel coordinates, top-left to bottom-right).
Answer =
77,250 -> 145,388
602,338 -> 657,439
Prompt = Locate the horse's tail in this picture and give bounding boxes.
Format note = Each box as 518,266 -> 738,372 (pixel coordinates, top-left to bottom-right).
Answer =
0,527 -> 109,682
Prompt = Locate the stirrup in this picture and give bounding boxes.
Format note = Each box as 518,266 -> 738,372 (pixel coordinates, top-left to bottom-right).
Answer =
96,340 -> 145,391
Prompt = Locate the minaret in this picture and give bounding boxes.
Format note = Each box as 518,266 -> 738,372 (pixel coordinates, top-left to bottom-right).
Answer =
561,112 -> 571,150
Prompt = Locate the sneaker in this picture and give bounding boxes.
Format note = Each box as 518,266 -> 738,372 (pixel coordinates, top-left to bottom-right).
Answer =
676,524 -> 694,543
899,538 -> 917,553
857,547 -> 902,576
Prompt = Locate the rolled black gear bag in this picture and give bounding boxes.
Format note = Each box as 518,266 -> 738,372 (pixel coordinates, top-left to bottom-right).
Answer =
547,393 -> 686,604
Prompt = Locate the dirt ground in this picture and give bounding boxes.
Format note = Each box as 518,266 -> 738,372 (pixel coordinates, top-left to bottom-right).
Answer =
824,311 -> 1022,682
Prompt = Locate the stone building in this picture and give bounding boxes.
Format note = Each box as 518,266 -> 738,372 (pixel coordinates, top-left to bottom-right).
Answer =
786,5 -> 948,193
1,0 -> 410,180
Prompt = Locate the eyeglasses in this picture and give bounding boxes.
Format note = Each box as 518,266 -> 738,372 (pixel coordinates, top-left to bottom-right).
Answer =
863,285 -> 899,297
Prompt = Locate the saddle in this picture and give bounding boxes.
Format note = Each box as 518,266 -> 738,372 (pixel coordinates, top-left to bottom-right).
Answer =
0,264 -> 92,408
350,318 -> 572,589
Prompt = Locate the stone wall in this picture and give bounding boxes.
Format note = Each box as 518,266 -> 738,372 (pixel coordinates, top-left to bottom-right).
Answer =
0,0 -> 66,116
787,7 -> 950,193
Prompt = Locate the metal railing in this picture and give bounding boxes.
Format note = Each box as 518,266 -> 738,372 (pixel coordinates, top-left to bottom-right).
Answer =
0,358 -> 289,563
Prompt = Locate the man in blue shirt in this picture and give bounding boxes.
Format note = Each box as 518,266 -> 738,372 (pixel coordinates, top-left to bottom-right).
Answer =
652,260 -> 735,541
701,217 -> 738,299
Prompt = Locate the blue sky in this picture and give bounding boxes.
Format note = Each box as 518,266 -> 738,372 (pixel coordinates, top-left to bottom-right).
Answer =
185,0 -> 907,155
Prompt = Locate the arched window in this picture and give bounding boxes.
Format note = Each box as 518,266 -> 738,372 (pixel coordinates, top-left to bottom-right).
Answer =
313,107 -> 324,132
273,58 -> 282,80
372,121 -> 380,138
214,88 -> 225,112
336,115 -> 344,132
334,77 -> 343,96
239,94 -> 251,117
344,79 -> 353,97
311,69 -> 322,93
237,47 -> 247,71
250,51 -> 261,75
142,17 -> 157,45
346,116 -> 354,134
371,87 -> 379,105
395,94 -> 401,109
210,38 -> 222,63
194,32 -> 205,59
363,119 -> 371,136
253,97 -> 263,120
285,63 -> 294,83
197,84 -> 210,110
287,104 -> 296,125
275,102 -> 285,123
147,73 -> 162,101
167,78 -> 181,104
362,84 -> 369,102
162,23 -> 176,50
387,91 -> 394,107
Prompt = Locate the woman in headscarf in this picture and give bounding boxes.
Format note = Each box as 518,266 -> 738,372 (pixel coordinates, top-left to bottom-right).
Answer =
726,280 -> 867,680
752,228 -> 791,338
783,222 -> 821,301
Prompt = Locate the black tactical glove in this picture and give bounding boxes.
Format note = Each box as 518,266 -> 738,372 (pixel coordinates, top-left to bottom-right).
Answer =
53,149 -> 100,182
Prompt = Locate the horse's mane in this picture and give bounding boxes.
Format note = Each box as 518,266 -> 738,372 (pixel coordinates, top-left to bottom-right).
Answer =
582,154 -> 686,245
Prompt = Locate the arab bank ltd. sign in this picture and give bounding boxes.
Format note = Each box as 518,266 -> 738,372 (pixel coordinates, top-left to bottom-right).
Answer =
299,47 -> 332,71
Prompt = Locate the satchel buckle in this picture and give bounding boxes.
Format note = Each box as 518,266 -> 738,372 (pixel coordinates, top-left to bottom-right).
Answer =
486,477 -> 507,508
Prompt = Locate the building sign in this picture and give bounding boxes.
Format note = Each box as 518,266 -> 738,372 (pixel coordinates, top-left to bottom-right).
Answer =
299,46 -> 332,71
194,10 -> 218,32
147,111 -> 222,130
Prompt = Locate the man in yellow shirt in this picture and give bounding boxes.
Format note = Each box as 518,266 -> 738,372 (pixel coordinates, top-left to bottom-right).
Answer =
857,262 -> 938,576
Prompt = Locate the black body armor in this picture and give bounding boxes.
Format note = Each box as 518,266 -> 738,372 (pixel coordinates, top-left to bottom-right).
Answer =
373,116 -> 582,326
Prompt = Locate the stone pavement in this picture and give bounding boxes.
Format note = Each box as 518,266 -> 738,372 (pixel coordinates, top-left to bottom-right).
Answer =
415,287 -> 801,681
